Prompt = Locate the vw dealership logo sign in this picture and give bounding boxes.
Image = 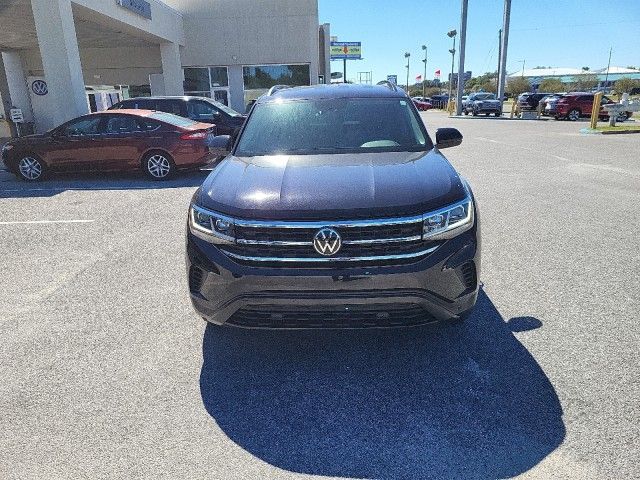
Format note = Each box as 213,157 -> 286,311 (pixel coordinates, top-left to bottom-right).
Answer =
313,228 -> 342,256
31,80 -> 48,96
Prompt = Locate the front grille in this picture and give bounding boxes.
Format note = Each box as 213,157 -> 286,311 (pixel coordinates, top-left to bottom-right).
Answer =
227,304 -> 438,329
189,266 -> 205,293
218,215 -> 439,268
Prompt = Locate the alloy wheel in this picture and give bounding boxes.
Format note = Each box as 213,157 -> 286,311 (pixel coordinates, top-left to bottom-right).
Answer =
568,109 -> 580,121
147,154 -> 171,179
18,156 -> 43,180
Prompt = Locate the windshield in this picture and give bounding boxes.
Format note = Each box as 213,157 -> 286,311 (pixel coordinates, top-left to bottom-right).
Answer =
473,93 -> 496,100
207,99 -> 243,117
235,98 -> 430,156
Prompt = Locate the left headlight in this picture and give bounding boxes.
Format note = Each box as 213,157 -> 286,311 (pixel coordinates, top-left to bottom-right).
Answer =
423,198 -> 474,240
189,204 -> 235,244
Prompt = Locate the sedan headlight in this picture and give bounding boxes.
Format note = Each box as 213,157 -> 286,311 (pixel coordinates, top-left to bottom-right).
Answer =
189,204 -> 235,244
423,198 -> 474,240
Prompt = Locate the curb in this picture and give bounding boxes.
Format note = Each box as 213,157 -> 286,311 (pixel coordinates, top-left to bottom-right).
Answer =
580,127 -> 640,135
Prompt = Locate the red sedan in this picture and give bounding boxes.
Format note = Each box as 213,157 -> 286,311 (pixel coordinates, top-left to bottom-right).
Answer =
412,98 -> 433,111
1,110 -> 224,181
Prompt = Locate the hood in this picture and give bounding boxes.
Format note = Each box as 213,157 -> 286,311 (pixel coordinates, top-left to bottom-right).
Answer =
197,149 -> 467,220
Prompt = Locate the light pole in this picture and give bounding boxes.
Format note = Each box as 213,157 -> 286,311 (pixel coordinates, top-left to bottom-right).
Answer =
421,45 -> 427,99
447,29 -> 457,108
405,52 -> 411,93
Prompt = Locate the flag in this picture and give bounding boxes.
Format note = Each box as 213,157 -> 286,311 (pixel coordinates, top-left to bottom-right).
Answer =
416,74 -> 422,81
435,69 -> 441,78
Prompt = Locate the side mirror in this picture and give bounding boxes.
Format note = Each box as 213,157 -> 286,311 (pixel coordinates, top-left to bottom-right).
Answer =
435,128 -> 463,149
208,134 -> 232,155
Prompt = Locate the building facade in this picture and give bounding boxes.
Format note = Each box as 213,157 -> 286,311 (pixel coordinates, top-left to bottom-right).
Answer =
0,0 -> 329,134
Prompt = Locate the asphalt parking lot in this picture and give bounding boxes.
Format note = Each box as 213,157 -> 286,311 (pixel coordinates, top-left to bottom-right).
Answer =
1,112 -> 638,479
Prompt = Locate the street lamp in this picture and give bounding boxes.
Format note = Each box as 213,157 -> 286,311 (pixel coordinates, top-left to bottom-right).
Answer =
447,30 -> 457,109
421,45 -> 427,98
404,52 -> 411,93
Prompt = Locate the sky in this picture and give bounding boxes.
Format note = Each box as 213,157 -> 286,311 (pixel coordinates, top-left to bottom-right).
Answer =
318,0 -> 640,84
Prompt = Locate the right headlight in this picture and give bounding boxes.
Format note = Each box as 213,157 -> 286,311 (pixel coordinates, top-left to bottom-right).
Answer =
189,204 -> 235,244
423,198 -> 474,240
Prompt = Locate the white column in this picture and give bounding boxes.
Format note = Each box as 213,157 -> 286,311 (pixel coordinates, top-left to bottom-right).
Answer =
30,0 -> 88,126
160,42 -> 184,96
1,51 -> 33,123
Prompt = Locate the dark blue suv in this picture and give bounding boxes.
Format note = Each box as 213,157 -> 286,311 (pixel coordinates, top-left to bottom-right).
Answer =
186,84 -> 480,328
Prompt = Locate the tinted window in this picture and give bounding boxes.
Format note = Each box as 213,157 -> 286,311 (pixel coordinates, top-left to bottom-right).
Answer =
104,115 -> 142,134
155,100 -> 184,116
187,100 -> 220,121
236,98 -> 429,156
63,116 -> 103,136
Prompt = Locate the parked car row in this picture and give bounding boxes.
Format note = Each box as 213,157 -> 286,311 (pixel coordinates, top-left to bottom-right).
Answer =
2,96 -> 248,181
518,91 -> 632,121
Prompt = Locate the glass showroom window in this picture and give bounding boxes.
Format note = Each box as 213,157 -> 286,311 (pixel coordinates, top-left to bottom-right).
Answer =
184,67 -> 230,104
184,67 -> 210,97
242,64 -> 311,108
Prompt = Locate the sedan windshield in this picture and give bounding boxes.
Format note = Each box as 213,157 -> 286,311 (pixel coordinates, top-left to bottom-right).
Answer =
235,98 -> 430,156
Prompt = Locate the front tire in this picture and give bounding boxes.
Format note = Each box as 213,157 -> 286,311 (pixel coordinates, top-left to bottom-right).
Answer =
143,151 -> 175,180
16,154 -> 46,181
568,109 -> 580,121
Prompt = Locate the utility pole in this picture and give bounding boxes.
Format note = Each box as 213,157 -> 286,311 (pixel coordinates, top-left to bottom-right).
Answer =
405,52 -> 411,93
455,0 -> 468,115
604,47 -> 612,89
497,29 -> 502,92
497,0 -> 511,102
422,45 -> 427,99
447,29 -> 457,107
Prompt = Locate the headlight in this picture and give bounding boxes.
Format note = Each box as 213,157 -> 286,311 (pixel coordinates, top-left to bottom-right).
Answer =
423,198 -> 474,240
189,204 -> 235,244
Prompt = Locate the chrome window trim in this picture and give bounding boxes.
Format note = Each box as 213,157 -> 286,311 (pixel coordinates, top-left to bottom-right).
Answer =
220,245 -> 439,263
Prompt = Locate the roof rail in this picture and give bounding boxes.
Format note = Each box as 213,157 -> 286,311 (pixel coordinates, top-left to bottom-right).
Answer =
267,85 -> 292,96
376,80 -> 398,92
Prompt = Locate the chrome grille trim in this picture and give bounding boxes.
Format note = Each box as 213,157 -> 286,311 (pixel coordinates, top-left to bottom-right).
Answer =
235,235 -> 423,247
233,215 -> 424,229
220,245 -> 439,263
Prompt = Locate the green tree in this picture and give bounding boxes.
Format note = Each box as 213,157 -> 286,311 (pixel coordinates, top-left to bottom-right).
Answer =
477,80 -> 497,93
570,74 -> 599,91
539,78 -> 565,93
614,77 -> 640,94
506,76 -> 531,96
581,66 -> 590,71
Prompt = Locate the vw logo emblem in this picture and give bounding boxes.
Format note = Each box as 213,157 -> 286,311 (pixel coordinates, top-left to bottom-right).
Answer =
32,80 -> 48,96
313,228 -> 342,256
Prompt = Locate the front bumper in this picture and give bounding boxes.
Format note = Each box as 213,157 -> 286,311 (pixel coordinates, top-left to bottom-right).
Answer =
186,221 -> 481,329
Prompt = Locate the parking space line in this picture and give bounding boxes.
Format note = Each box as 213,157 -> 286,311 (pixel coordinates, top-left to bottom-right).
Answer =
0,220 -> 95,225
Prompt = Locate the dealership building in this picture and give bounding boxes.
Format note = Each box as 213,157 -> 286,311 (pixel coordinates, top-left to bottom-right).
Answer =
0,0 -> 330,135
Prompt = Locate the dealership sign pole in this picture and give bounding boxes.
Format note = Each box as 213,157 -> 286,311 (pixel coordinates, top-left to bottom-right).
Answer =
330,42 -> 362,83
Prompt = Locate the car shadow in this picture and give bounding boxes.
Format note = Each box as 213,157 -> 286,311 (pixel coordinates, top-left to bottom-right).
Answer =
199,290 -> 565,479
0,169 -> 209,198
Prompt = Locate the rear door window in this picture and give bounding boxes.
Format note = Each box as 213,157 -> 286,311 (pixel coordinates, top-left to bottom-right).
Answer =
155,100 -> 186,117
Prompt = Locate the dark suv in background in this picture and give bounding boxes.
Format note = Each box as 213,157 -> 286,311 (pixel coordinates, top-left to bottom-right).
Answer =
517,92 -> 551,111
186,84 -> 481,329
110,96 -> 246,135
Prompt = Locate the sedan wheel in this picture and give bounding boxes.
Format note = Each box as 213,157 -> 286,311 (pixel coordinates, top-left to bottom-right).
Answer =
145,153 -> 173,180
17,156 -> 44,181
568,109 -> 580,121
